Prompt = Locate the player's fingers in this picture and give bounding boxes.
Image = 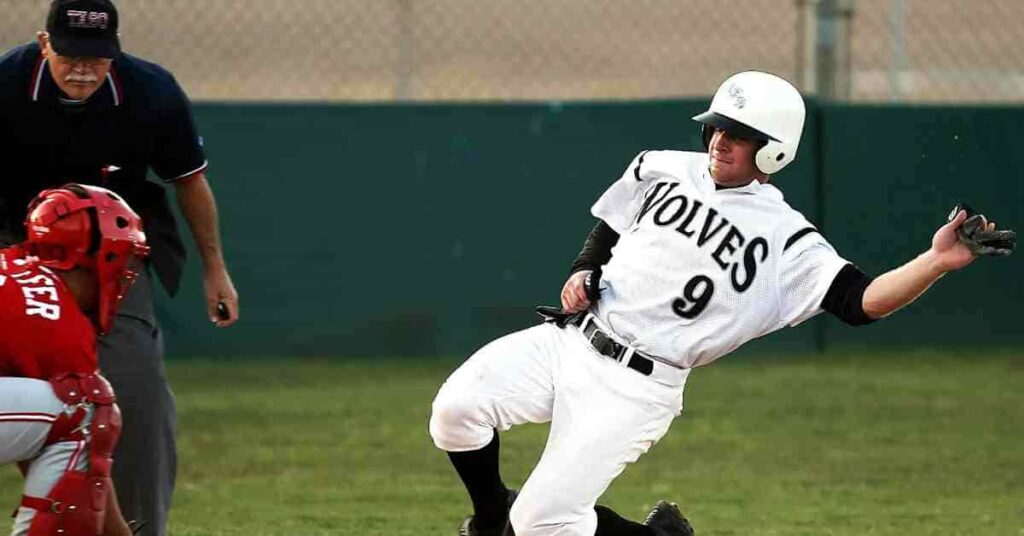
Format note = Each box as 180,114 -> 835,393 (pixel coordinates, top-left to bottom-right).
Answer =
574,287 -> 591,309
571,279 -> 588,301
944,210 -> 967,232
576,297 -> 592,313
561,285 -> 579,310
565,297 -> 589,314
565,286 -> 589,313
560,276 -> 579,299
563,289 -> 579,311
561,270 -> 592,312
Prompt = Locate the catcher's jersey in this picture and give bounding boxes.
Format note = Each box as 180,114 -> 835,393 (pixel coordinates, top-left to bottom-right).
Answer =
0,248 -> 98,378
590,150 -> 849,369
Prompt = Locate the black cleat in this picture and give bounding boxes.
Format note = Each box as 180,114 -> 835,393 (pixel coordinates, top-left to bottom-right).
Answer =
643,500 -> 694,536
458,489 -> 519,536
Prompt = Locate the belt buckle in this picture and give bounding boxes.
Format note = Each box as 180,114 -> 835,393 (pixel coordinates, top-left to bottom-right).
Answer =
586,326 -> 604,352
589,329 -> 622,361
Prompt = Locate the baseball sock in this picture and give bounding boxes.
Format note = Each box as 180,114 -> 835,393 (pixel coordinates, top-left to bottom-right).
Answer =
595,505 -> 655,536
447,431 -> 511,531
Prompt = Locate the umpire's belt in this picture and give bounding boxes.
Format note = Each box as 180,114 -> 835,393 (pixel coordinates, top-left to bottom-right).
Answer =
574,313 -> 684,384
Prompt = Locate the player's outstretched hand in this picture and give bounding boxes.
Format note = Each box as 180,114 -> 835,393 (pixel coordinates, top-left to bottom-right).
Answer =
930,209 -> 1014,272
561,270 -> 592,313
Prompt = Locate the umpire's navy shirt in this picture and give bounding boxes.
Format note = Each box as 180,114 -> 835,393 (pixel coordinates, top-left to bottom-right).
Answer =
0,42 -> 207,296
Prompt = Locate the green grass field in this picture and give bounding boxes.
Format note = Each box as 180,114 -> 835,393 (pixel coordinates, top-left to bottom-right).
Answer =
3,351 -> 1023,535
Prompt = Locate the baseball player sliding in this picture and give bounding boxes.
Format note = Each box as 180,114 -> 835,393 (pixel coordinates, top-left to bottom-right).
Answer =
429,71 -> 1016,536
1,184 -> 149,536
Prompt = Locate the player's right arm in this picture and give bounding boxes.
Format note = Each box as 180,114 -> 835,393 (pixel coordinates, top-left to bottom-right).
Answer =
561,220 -> 620,313
560,151 -> 658,312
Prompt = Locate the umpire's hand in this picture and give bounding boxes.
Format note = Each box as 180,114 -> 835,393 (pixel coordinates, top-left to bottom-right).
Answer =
205,266 -> 239,327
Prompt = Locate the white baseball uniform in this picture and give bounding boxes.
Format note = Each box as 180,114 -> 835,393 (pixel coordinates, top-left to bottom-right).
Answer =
1,377 -> 93,536
430,150 -> 850,536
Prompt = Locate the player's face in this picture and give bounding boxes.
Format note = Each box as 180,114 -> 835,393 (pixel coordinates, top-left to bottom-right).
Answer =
38,34 -> 113,101
60,267 -> 100,314
708,128 -> 766,187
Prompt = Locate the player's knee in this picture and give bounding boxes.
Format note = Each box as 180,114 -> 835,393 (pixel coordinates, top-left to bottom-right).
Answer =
509,490 -> 596,535
428,387 -> 491,451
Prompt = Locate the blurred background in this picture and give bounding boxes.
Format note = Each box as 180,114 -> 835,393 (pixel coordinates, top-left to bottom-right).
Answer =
4,0 -> 1023,102
1,0 -> 1022,358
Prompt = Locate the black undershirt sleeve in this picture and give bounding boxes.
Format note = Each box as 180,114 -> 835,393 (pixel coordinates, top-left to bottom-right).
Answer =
821,263 -> 877,326
569,220 -> 620,275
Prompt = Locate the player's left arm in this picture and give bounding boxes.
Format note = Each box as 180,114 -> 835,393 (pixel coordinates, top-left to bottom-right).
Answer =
174,171 -> 239,327
861,209 -> 1013,319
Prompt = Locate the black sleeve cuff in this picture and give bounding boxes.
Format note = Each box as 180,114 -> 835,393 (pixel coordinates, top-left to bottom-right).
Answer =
821,263 -> 876,326
569,220 -> 620,275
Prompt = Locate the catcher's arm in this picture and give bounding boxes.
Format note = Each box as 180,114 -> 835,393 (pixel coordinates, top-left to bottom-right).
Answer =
861,205 -> 1015,319
101,481 -> 133,536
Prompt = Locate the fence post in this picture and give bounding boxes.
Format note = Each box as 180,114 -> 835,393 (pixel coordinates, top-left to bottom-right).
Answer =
795,0 -> 818,94
888,0 -> 907,101
394,0 -> 413,100
815,0 -> 855,101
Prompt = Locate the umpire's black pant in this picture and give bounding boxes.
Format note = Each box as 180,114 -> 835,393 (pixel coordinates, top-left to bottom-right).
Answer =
99,271 -> 177,536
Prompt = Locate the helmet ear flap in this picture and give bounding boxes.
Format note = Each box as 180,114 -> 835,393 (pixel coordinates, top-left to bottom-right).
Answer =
754,140 -> 793,175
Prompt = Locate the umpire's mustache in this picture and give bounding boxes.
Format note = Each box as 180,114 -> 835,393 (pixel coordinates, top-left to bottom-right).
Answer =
65,74 -> 99,84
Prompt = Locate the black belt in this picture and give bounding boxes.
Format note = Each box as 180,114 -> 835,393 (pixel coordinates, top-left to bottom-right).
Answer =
575,316 -> 655,376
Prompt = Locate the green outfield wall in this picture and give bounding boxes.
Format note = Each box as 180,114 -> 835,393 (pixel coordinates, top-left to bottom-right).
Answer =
155,101 -> 1022,358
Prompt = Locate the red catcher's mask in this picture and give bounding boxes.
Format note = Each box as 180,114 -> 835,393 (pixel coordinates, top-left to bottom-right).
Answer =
23,184 -> 149,334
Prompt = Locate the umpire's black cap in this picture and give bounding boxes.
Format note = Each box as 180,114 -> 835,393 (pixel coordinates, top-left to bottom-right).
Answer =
46,0 -> 121,58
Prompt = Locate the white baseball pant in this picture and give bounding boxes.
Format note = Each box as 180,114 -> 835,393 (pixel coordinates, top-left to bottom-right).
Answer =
430,322 -> 689,536
0,377 -> 92,536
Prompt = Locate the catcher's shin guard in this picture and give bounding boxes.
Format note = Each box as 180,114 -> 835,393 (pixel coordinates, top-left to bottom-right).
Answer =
22,374 -> 122,536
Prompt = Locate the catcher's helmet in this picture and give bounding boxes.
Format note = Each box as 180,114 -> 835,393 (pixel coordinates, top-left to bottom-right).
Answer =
23,184 -> 149,334
693,71 -> 806,175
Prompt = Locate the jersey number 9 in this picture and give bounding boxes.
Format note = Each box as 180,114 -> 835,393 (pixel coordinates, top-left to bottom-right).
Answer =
672,275 -> 714,319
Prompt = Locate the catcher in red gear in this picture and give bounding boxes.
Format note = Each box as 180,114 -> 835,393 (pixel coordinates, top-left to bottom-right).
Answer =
0,184 -> 148,536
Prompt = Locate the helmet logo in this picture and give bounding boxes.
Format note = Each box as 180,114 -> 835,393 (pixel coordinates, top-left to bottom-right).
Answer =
727,83 -> 746,109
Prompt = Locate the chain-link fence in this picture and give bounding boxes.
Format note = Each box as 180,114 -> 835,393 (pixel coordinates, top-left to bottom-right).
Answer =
1,0 -> 1021,103
848,0 -> 1024,102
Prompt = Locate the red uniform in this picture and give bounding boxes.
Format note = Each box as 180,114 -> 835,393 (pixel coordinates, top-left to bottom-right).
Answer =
0,247 -> 97,378
2,183 -> 148,536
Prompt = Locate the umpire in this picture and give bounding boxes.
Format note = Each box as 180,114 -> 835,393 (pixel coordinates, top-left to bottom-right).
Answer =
0,1 -> 239,535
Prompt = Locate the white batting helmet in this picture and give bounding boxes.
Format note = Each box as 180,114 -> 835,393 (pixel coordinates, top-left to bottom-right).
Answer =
693,71 -> 806,175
